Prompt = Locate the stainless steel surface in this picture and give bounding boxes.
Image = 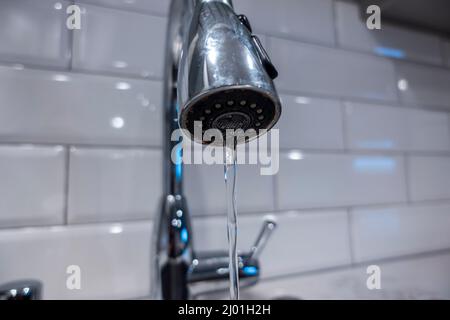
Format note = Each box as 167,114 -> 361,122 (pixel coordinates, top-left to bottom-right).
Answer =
177,0 -> 281,145
188,218 -> 275,298
0,280 -> 42,300
155,0 -> 281,300
249,216 -> 277,260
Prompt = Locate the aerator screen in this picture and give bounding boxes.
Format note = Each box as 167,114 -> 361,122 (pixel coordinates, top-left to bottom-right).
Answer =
184,88 -> 277,144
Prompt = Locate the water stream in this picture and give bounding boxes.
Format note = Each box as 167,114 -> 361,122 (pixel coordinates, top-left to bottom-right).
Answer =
224,145 -> 239,300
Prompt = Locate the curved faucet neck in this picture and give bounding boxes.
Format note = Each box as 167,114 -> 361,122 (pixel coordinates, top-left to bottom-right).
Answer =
163,0 -> 234,196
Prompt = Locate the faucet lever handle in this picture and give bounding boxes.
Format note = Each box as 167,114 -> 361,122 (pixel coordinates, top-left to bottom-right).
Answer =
251,36 -> 279,80
237,14 -> 253,33
248,215 -> 277,260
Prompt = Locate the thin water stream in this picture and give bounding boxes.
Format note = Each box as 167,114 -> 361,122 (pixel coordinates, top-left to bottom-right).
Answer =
224,145 -> 239,300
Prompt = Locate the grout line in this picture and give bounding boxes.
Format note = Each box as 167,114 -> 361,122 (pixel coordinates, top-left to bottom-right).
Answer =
1,143 -> 450,157
272,172 -> 279,212
190,197 -> 450,220
68,0 -> 75,72
339,98 -> 349,151
63,147 -> 71,225
403,154 -> 412,204
277,147 -> 450,157
392,59 -> 403,105
331,0 -> 340,48
346,208 -> 356,265
0,217 -> 154,232
0,142 -> 163,151
0,61 -> 163,83
66,67 -> 164,82
0,142 -> 449,157
277,87 -> 450,114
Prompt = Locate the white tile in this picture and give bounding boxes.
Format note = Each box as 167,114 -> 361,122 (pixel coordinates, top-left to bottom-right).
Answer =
269,38 -> 398,102
184,156 -> 275,216
0,0 -> 71,68
335,1 -> 443,65
409,156 -> 450,201
75,0 -> 170,16
202,253 -> 450,299
275,95 -> 344,150
234,0 -> 335,45
407,108 -> 450,151
397,62 -> 450,109
193,210 -> 351,278
73,4 -> 166,78
276,153 -> 407,210
68,148 -> 163,223
345,102 -> 406,150
345,102 -> 450,151
352,203 -> 450,262
0,67 -> 163,146
0,221 -> 152,299
0,146 -> 65,228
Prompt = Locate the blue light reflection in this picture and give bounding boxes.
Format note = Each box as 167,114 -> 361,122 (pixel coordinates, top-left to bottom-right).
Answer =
242,266 -> 258,276
374,46 -> 405,59
353,157 -> 396,173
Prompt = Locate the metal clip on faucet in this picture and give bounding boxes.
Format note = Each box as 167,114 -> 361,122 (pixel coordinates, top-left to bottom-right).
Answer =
154,0 -> 282,300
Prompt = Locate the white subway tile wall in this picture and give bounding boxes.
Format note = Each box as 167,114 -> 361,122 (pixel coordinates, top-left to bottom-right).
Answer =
76,0 -> 170,16
0,67 -> 163,146
275,95 -> 345,150
184,158 -> 275,216
351,202 -> 450,262
335,1 -> 443,65
276,153 -> 407,209
408,156 -> 450,201
396,62 -> 450,109
0,0 -> 450,299
68,148 -> 163,223
0,0 -> 71,68
345,102 -> 450,151
0,221 -> 152,299
233,0 -> 336,46
72,4 -> 167,79
269,38 -> 398,101
0,146 -> 65,228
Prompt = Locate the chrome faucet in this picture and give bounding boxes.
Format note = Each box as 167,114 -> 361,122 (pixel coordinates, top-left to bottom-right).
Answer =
153,0 -> 282,300
0,280 -> 42,300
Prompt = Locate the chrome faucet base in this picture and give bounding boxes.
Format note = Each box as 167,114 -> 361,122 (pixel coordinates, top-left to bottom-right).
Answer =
0,280 -> 42,300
